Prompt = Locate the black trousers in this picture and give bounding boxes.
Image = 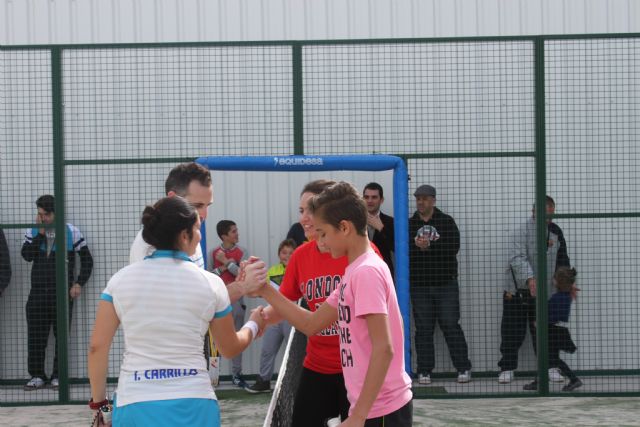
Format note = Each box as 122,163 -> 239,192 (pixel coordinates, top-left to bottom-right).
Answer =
364,400 -> 413,426
498,290 -> 537,371
25,291 -> 73,379
549,325 -> 578,381
411,280 -> 472,373
291,367 -> 350,427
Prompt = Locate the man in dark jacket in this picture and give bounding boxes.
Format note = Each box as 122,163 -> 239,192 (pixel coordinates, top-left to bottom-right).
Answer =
0,229 -> 11,296
409,185 -> 471,385
21,195 -> 93,390
363,182 -> 395,279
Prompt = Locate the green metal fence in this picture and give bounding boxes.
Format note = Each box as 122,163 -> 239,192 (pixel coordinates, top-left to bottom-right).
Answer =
0,34 -> 639,405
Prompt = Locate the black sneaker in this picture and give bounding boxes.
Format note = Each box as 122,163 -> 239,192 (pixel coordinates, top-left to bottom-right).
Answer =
523,380 -> 538,391
232,375 -> 248,389
245,377 -> 271,393
562,378 -> 583,392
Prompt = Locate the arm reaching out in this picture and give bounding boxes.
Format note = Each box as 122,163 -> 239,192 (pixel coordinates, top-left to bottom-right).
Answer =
210,305 -> 265,358
249,282 -> 337,337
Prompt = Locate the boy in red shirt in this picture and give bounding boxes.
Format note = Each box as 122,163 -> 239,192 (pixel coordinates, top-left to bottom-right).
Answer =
211,220 -> 249,388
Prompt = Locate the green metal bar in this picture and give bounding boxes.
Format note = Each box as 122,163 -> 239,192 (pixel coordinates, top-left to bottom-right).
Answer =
64,157 -> 196,166
64,152 -> 540,167
292,43 -> 304,155
3,32 -> 640,51
400,151 -> 535,159
533,37 -> 549,397
411,391 -> 640,400
552,212 -> 640,219
51,47 -> 70,404
1,401 -> 62,408
0,223 -> 55,230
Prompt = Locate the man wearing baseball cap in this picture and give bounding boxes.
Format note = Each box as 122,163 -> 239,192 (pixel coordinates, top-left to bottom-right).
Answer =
409,185 -> 472,385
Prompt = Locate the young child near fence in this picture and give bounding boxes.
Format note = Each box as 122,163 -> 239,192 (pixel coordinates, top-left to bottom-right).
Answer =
524,267 -> 582,392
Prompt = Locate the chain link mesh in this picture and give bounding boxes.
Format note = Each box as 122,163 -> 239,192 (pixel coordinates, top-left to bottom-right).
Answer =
0,37 -> 638,405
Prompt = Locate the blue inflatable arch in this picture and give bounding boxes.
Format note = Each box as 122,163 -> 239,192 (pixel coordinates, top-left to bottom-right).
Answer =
196,155 -> 411,374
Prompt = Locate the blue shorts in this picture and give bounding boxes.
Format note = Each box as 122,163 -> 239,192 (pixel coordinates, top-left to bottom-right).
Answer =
113,395 -> 220,427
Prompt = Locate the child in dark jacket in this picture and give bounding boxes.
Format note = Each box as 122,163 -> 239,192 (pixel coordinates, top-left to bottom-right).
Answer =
524,267 -> 582,391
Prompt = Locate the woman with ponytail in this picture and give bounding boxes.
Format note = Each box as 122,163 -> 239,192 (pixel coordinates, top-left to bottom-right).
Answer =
88,196 -> 267,426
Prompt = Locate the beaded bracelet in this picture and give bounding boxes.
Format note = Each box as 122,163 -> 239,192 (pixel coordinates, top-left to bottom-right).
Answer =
89,398 -> 109,410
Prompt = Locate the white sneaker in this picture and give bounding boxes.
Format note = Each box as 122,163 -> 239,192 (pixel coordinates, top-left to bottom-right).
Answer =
498,370 -> 514,384
50,378 -> 59,389
24,377 -> 45,391
549,368 -> 564,382
418,373 -> 431,385
457,370 -> 471,383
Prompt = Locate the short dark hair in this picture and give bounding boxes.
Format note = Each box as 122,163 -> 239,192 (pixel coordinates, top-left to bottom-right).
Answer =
216,220 -> 236,239
533,195 -> 557,210
300,179 -> 336,197
546,195 -> 555,207
165,163 -> 212,197
141,196 -> 197,250
36,195 -> 55,213
554,267 -> 577,292
278,238 -> 297,254
363,182 -> 384,198
309,181 -> 367,236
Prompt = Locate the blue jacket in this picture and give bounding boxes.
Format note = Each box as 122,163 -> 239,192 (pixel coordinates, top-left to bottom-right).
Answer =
549,291 -> 572,324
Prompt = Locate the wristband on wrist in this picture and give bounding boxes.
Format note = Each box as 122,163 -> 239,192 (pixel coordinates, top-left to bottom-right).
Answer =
89,397 -> 109,410
242,320 -> 259,341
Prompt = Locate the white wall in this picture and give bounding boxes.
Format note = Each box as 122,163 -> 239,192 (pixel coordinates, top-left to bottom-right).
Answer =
1,0 -> 639,45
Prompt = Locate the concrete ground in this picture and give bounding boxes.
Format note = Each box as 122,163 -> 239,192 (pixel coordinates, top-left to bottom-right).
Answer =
1,395 -> 639,426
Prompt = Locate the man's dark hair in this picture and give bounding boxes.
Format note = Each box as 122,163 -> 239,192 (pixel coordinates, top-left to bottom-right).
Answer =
165,163 -> 212,197
546,195 -> 555,207
216,220 -> 237,239
533,195 -> 557,210
363,182 -> 384,199
310,182 -> 367,236
141,196 -> 198,250
300,179 -> 336,197
36,195 -> 55,213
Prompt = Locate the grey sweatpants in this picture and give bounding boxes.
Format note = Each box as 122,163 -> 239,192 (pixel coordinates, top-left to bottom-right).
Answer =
231,298 -> 246,376
258,320 -> 292,381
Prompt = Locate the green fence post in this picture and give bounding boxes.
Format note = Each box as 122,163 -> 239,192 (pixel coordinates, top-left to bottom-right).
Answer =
292,43 -> 304,155
534,37 -> 549,396
51,47 -> 70,403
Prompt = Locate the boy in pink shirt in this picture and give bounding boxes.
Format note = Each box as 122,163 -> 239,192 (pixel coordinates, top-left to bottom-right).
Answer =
245,181 -> 412,426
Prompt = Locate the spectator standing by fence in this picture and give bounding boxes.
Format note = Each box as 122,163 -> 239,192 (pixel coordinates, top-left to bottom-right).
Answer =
409,185 -> 472,385
22,195 -> 93,390
0,229 -> 11,297
498,196 -> 570,384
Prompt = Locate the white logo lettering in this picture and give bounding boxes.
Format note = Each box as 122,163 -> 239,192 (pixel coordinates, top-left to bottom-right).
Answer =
272,157 -> 324,167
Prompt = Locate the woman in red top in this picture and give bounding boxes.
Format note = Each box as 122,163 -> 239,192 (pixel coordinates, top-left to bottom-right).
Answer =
263,180 -> 380,426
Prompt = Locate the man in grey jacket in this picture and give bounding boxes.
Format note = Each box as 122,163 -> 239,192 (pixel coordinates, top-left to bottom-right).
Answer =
497,196 -> 570,384
0,229 -> 11,296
